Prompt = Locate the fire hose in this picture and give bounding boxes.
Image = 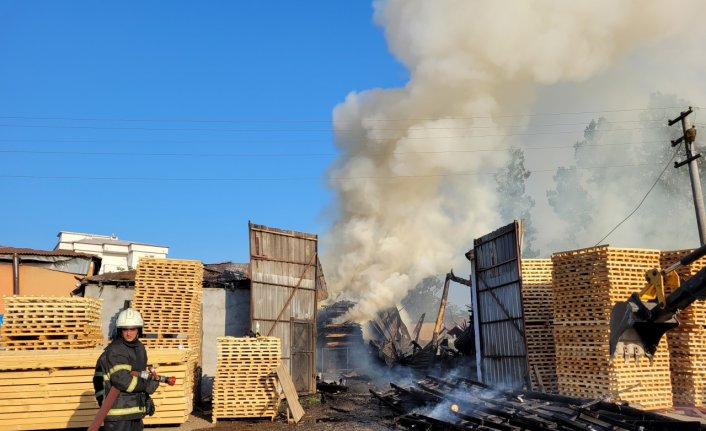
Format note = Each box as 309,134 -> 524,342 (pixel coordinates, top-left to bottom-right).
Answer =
87,369 -> 176,431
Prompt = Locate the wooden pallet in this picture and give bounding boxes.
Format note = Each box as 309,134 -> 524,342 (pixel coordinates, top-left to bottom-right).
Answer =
659,250 -> 706,407
0,349 -> 190,430
551,246 -> 673,409
520,259 -> 557,393
131,257 -> 204,417
212,337 -> 281,422
0,296 -> 103,350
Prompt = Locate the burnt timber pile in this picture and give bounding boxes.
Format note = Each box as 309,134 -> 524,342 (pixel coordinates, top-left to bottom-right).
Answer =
317,300 -> 364,372
371,376 -> 705,431
368,307 -> 437,370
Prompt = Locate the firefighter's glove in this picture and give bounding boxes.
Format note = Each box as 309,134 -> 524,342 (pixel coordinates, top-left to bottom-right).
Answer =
145,395 -> 156,416
145,379 -> 159,395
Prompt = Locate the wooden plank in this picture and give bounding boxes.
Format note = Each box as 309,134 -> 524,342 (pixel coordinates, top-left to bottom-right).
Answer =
275,363 -> 304,423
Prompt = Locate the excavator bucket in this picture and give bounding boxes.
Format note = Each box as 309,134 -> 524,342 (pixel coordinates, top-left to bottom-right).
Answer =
608,294 -> 679,363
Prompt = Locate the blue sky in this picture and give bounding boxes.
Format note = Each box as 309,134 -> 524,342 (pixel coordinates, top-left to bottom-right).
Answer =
0,1 -> 407,263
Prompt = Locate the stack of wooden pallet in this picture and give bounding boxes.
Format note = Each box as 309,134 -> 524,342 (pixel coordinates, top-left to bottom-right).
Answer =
521,259 -> 558,394
0,348 -> 189,430
0,296 -> 103,350
551,246 -> 672,409
661,249 -> 706,407
131,257 -> 203,418
212,336 -> 281,422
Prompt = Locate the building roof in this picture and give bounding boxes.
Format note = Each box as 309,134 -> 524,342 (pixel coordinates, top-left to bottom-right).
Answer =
81,262 -> 251,285
203,262 -> 249,281
0,247 -> 97,259
82,270 -> 136,283
66,238 -> 168,248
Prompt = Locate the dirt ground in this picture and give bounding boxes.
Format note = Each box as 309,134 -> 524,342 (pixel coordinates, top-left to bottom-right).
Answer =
152,377 -> 396,431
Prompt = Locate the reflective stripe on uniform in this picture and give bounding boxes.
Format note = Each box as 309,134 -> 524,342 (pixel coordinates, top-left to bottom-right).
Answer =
109,364 -> 132,375
94,371 -> 103,377
126,375 -> 138,393
95,389 -> 105,397
107,406 -> 146,416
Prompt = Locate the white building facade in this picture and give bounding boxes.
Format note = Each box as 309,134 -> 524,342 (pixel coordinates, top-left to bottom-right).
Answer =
55,231 -> 169,274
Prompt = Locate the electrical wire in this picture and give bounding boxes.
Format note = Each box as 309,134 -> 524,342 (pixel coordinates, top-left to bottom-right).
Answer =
0,162 -> 658,183
0,105 -> 689,123
593,149 -> 680,246
0,139 -> 666,158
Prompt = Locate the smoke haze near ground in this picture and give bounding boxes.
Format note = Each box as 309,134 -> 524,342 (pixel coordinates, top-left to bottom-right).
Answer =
322,0 -> 706,323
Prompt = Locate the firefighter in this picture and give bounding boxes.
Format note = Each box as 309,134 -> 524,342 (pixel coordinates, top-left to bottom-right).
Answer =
95,308 -> 158,431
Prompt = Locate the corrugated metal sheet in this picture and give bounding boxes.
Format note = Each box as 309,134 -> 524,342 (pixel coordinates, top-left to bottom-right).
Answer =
249,223 -> 317,394
472,221 -> 530,389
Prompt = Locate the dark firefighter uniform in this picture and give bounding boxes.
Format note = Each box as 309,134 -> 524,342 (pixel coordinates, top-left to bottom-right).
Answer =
93,335 -> 158,431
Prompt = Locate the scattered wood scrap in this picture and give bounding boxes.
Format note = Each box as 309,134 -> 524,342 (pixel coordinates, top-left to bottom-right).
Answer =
317,379 -> 349,394
371,376 -> 705,431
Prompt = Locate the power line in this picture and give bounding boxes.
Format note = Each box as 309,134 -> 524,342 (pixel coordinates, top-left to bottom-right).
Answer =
593,148 -> 679,246
0,123 -> 670,139
0,106 -> 690,124
0,139 -> 666,158
0,162 -> 659,183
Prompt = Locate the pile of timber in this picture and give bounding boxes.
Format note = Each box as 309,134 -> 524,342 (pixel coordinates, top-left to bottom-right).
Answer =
662,249 -> 706,407
371,375 -> 702,431
0,296 -> 103,350
551,246 -> 673,409
317,300 -> 364,372
131,257 -> 203,417
212,336 -> 281,422
0,348 -> 190,430
520,259 -> 557,394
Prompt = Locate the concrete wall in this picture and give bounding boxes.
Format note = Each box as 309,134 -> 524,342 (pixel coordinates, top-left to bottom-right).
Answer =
85,284 -> 135,339
200,288 -> 250,398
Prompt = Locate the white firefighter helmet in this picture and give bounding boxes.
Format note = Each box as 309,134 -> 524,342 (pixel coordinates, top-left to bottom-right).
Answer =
116,308 -> 144,328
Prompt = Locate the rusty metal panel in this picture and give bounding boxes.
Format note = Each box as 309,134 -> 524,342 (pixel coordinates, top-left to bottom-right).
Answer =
472,221 -> 529,389
249,222 -> 318,395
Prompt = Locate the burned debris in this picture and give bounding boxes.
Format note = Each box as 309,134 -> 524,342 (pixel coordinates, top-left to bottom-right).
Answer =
371,376 -> 706,431
366,270 -> 473,372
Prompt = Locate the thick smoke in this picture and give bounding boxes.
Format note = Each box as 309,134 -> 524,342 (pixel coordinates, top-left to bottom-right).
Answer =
323,0 -> 706,323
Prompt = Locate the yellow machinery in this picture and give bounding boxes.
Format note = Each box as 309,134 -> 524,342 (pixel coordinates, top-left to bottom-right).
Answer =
609,244 -> 706,363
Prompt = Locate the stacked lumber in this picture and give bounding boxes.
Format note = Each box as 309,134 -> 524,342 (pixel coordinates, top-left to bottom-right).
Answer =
551,246 -> 672,409
0,296 -> 103,350
661,249 -> 706,407
212,336 -> 281,422
0,348 -> 189,430
520,259 -> 557,394
131,257 -> 203,419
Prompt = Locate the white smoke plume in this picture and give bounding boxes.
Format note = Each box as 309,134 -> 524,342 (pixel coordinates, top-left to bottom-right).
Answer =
323,0 -> 706,323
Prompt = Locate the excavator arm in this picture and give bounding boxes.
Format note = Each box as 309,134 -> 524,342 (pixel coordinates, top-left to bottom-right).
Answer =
609,243 -> 706,363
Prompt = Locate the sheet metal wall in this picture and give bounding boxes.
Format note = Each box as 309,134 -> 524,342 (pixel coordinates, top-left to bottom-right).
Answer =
249,223 -> 317,394
472,221 -> 530,389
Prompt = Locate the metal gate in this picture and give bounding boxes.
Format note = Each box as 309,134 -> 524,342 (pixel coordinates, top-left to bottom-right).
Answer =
291,320 -> 314,393
471,221 -> 530,389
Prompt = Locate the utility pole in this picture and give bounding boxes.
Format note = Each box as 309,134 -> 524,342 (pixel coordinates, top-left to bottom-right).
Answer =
669,107 -> 706,245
